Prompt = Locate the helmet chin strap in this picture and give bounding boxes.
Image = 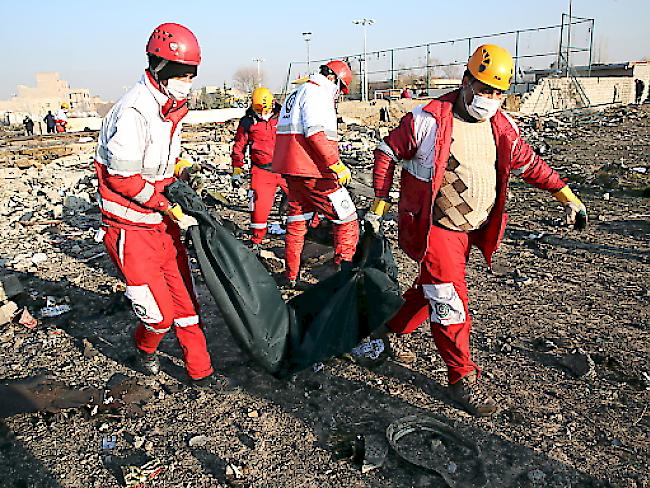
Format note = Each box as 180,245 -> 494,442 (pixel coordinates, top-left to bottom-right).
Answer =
150,58 -> 169,82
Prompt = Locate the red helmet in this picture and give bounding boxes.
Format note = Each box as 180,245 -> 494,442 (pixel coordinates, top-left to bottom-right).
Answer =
325,60 -> 352,94
146,23 -> 201,66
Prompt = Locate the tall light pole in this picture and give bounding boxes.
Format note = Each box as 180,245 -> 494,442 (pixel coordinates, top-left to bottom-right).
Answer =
252,57 -> 265,87
566,0 -> 572,77
353,18 -> 374,102
302,32 -> 312,74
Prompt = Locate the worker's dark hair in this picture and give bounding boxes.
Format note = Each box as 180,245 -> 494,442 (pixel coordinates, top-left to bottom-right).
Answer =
463,69 -> 474,82
319,64 -> 334,78
147,54 -> 197,81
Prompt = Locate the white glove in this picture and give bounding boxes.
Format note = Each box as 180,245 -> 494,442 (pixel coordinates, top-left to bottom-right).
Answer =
364,212 -> 382,234
176,214 -> 198,231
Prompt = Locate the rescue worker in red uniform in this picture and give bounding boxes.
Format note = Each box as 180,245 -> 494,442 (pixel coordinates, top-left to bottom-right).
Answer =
361,45 -> 588,416
94,23 -> 233,389
231,87 -> 287,250
272,60 -> 358,287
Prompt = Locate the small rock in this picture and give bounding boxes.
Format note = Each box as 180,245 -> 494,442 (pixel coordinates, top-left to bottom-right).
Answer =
0,301 -> 18,326
31,253 -> 47,266
188,435 -> 209,447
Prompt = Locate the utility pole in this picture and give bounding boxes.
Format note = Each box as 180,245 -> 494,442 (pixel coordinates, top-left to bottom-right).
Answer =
302,32 -> 312,74
252,57 -> 265,87
353,18 -> 375,101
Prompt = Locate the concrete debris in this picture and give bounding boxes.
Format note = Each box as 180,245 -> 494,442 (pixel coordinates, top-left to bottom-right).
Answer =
0,274 -> 23,301
0,301 -> 18,325
188,435 -> 209,447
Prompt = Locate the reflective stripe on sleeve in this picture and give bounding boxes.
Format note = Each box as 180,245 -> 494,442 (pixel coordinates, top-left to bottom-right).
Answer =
133,183 -> 156,205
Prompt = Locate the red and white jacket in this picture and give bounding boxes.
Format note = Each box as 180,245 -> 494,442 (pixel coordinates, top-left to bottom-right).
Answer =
94,71 -> 188,229
374,90 -> 566,265
272,73 -> 339,178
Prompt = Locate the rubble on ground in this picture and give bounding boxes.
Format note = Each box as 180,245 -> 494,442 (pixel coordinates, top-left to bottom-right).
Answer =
0,105 -> 648,487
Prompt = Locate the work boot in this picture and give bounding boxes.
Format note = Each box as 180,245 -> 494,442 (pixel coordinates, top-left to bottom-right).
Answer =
348,335 -> 391,368
279,275 -> 309,291
135,350 -> 160,376
189,373 -> 239,393
447,371 -> 497,417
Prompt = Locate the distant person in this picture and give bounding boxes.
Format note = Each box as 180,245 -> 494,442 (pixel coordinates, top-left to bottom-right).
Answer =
230,86 -> 287,251
43,111 -> 55,134
23,116 -> 34,136
635,79 -> 645,104
55,103 -> 68,133
400,87 -> 412,99
379,106 -> 391,123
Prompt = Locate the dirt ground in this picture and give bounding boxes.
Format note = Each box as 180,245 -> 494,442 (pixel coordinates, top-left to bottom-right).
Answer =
0,104 -> 648,487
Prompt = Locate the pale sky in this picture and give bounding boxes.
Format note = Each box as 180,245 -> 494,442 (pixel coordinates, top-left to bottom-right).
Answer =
1,0 -> 648,101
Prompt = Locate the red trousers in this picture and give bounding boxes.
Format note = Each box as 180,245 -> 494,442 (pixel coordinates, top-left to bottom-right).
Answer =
249,165 -> 288,244
388,224 -> 478,384
103,221 -> 213,379
284,175 -> 359,281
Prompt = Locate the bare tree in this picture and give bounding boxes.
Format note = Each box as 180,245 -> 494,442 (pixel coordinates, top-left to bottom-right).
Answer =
439,64 -> 464,80
233,67 -> 265,93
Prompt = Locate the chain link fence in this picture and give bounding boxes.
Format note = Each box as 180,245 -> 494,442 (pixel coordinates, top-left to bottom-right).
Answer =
284,17 -> 594,99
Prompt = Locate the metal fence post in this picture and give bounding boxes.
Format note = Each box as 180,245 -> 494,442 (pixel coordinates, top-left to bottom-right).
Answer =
557,13 -> 565,72
391,49 -> 395,89
514,30 -> 520,87
468,37 -> 472,58
588,19 -> 594,76
426,44 -> 430,91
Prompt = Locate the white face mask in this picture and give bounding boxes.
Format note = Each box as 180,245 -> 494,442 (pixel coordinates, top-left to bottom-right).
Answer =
465,84 -> 502,121
260,112 -> 272,121
165,78 -> 192,100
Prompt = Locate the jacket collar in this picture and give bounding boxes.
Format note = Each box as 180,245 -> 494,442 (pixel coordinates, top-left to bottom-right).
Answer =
308,73 -> 339,99
142,70 -> 188,121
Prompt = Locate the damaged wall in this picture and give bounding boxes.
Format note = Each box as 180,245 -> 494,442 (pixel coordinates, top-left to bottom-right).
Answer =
520,76 -> 636,115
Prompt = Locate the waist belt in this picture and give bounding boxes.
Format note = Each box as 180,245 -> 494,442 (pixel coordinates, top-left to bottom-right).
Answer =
403,159 -> 433,182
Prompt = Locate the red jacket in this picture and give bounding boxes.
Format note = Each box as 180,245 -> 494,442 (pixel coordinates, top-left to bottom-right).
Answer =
231,105 -> 280,169
373,90 -> 565,265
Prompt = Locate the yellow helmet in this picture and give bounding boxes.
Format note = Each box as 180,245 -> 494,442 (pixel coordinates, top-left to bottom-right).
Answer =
467,44 -> 514,91
251,87 -> 273,115
60,102 -> 70,109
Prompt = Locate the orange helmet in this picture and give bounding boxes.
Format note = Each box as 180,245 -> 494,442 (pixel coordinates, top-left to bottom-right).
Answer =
324,60 -> 352,94
252,87 -> 274,115
467,44 -> 514,91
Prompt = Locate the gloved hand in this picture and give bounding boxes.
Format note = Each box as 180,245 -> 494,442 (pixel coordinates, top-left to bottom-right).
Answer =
231,167 -> 244,188
364,198 -> 390,234
166,204 -> 198,231
552,186 -> 588,230
175,159 -> 211,193
329,161 -> 352,186
174,158 -> 194,180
